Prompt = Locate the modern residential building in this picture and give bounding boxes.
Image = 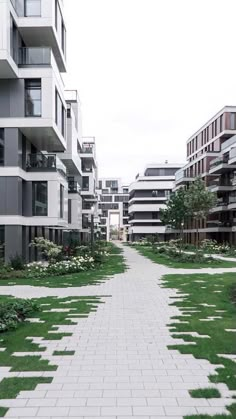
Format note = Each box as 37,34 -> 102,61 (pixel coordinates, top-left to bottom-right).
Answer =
175,106 -> 236,244
98,178 -> 129,241
0,0 -> 93,261
80,137 -> 99,242
128,163 -> 182,241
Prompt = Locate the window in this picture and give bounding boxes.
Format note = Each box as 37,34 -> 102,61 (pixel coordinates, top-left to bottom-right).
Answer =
25,0 -> 41,17
0,226 -> 4,260
0,129 -> 4,166
25,79 -> 41,117
114,195 -> 129,202
106,180 -> 118,188
60,184 -> 64,218
101,195 -> 112,202
32,182 -> 47,216
82,176 -> 89,191
68,199 -> 71,224
55,89 -> 65,136
55,0 -> 66,56
98,180 -> 102,189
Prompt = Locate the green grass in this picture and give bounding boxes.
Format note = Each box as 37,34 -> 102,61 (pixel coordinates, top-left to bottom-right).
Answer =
0,377 -> 53,399
162,272 -> 236,418
133,245 -> 236,268
190,388 -> 221,398
0,407 -> 8,417
185,403 -> 236,419
0,295 -> 103,401
0,250 -> 126,288
53,350 -> 75,356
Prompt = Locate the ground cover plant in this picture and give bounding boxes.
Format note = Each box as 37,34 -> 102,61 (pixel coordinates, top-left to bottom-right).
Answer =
0,294 -> 103,416
162,272 -> 236,418
131,242 -> 236,269
0,242 -> 126,287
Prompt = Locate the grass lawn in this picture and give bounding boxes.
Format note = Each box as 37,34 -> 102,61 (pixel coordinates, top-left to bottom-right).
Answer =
0,248 -> 126,288
0,294 -> 104,416
133,245 -> 236,269
162,272 -> 236,418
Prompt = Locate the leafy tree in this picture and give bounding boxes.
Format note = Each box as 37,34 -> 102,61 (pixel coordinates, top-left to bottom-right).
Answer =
160,188 -> 190,251
185,177 -> 217,248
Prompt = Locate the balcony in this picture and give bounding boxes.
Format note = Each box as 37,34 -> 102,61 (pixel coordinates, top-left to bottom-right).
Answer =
229,147 -> 236,165
82,167 -> 93,173
11,0 -> 41,17
208,178 -> 234,192
26,153 -> 67,178
209,155 -> 236,174
18,47 -> 51,67
68,180 -> 80,194
175,168 -> 195,186
13,0 -> 66,73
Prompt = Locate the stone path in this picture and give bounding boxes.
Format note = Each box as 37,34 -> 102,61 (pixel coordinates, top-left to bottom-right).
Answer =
0,244 -> 235,418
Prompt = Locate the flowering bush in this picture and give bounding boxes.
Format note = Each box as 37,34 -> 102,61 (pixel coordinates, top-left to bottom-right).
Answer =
26,255 -> 95,278
200,239 -> 234,255
30,237 -> 62,263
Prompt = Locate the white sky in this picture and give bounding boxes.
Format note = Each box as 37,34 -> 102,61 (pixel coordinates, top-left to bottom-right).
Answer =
64,0 -> 236,184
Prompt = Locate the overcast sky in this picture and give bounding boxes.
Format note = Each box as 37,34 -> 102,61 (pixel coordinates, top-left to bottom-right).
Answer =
64,0 -> 236,184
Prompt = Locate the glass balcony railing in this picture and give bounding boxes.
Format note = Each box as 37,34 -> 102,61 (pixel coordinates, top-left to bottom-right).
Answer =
210,157 -> 228,167
68,180 -> 80,194
229,196 -> 236,204
18,47 -> 51,66
229,147 -> 236,160
26,153 -> 67,177
11,0 -> 41,17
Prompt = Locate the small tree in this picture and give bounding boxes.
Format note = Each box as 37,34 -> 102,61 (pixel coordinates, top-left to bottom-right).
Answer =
160,188 -> 190,251
185,178 -> 217,248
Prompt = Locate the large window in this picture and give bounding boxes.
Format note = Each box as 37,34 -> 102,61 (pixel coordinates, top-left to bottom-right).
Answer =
55,0 -> 66,55
60,184 -> 64,218
82,176 -> 89,191
25,79 -> 41,117
32,182 -> 47,216
25,0 -> 41,17
0,226 -> 4,260
0,129 -> 4,166
55,89 -> 65,136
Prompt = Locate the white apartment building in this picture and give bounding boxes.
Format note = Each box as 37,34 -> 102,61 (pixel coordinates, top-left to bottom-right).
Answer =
0,0 -> 94,261
98,178 -> 129,241
80,137 -> 99,242
128,164 -> 182,241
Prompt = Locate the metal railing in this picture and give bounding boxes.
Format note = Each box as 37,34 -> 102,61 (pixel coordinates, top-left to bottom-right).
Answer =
18,47 -> 51,66
11,0 -> 41,17
81,146 -> 94,154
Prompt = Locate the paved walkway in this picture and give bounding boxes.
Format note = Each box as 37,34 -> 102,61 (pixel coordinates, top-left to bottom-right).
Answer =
0,244 -> 235,418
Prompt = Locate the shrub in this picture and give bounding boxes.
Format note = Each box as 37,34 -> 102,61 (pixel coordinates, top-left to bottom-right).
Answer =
0,299 -> 39,333
30,238 -> 62,263
26,255 -> 96,278
9,254 -> 25,271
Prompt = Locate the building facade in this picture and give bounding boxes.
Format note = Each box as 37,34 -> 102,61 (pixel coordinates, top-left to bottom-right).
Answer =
128,164 -> 182,241
80,137 -> 99,242
175,106 -> 236,244
0,0 -> 96,261
98,178 -> 129,241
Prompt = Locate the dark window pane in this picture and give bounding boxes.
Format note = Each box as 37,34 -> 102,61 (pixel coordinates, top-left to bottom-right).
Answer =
0,129 -> 4,166
60,184 -> 64,218
0,226 -> 5,260
32,182 -> 47,216
25,79 -> 41,117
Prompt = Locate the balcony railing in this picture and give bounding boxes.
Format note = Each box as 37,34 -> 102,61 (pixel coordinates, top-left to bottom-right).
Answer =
229,147 -> 236,160
229,196 -> 236,204
26,153 -> 67,177
81,146 -> 94,154
222,135 -> 236,150
68,180 -> 80,194
210,157 -> 228,167
11,0 -> 41,17
18,47 -> 51,66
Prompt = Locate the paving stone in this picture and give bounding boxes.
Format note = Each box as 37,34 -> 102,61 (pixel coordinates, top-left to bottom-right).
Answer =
1,244 -> 234,418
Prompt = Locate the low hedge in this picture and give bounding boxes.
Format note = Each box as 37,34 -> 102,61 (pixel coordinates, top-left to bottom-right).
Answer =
0,299 -> 39,333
